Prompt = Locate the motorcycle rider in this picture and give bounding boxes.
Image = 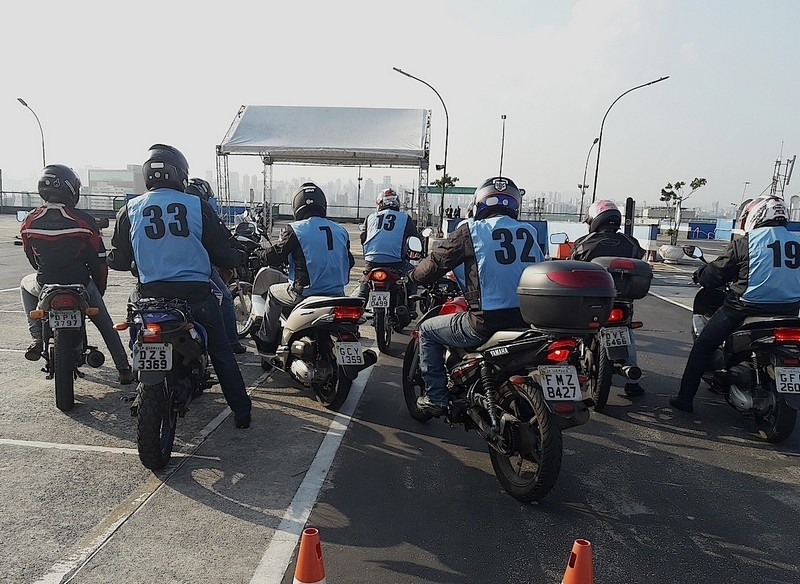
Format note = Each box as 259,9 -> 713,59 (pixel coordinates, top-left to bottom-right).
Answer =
570,199 -> 647,397
253,182 -> 354,354
412,176 -> 545,416
184,177 -> 247,354
107,144 -> 252,428
355,187 -> 421,305
19,164 -> 134,385
670,195 -> 800,413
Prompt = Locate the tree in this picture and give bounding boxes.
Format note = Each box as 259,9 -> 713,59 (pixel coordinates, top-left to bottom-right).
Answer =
431,173 -> 459,231
660,177 -> 707,245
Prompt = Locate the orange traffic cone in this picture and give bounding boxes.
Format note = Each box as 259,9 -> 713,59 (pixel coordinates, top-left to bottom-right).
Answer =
562,538 -> 593,584
293,527 -> 327,584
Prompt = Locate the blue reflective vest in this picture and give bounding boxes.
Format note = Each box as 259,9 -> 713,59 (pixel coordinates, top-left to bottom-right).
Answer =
291,217 -> 350,296
743,227 -> 800,303
362,210 -> 411,263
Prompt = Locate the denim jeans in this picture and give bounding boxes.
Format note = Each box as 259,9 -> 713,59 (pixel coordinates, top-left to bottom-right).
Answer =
418,311 -> 485,405
190,294 -> 252,418
210,267 -> 239,346
257,283 -> 303,344
20,275 -> 131,371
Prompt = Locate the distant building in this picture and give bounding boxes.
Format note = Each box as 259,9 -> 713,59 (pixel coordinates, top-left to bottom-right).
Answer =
87,165 -> 145,196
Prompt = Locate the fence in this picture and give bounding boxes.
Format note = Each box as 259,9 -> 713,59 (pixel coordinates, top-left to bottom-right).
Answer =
1,191 -> 124,217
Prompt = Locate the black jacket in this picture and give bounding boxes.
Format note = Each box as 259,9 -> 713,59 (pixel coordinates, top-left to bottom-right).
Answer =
569,230 -> 645,262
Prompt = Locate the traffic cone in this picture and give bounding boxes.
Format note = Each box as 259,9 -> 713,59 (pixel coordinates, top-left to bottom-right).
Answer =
561,538 -> 593,584
293,527 -> 327,584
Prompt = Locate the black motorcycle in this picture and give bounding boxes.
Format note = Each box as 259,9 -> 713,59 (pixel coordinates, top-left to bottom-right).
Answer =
685,245 -> 800,442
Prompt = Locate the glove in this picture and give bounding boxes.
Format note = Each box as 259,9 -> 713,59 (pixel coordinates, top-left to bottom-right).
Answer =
692,266 -> 703,285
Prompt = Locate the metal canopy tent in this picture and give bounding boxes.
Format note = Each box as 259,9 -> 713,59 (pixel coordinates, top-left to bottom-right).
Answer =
215,105 -> 431,228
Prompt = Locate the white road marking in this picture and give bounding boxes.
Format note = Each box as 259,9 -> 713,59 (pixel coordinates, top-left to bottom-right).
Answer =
0,439 -> 142,456
648,290 -> 692,311
0,287 -> 20,293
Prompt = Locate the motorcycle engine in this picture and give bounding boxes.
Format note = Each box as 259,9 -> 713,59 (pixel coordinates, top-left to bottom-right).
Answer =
727,364 -> 756,411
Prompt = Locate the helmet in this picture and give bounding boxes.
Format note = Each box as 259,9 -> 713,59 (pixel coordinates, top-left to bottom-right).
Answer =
473,177 -> 522,220
740,195 -> 788,232
38,164 -> 81,206
185,177 -> 214,201
291,182 -> 327,220
376,188 -> 401,211
143,143 -> 189,191
585,200 -> 622,233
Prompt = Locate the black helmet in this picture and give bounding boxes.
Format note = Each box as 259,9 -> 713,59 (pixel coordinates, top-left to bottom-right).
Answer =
185,177 -> 214,201
473,177 -> 522,220
292,182 -> 327,220
38,164 -> 81,206
585,200 -> 622,233
143,143 -> 189,191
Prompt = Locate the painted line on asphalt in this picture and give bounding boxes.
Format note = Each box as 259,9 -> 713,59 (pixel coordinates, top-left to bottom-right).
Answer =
0,438 -> 142,456
649,290 -> 692,311
0,287 -> 20,293
249,362 -> 375,584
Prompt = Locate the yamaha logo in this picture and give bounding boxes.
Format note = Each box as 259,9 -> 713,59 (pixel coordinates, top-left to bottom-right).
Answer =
493,179 -> 508,191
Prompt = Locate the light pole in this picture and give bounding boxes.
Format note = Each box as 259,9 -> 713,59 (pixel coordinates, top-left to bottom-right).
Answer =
17,98 -> 46,168
356,166 -> 363,220
499,114 -> 507,176
590,76 -> 669,204
739,180 -> 751,204
393,67 -> 449,233
579,137 -> 599,220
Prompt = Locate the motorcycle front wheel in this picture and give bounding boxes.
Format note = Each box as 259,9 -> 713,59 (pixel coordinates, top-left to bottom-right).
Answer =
489,382 -> 563,503
231,282 -> 255,338
374,307 -> 392,353
53,328 -> 80,412
401,338 -> 433,422
136,382 -> 177,470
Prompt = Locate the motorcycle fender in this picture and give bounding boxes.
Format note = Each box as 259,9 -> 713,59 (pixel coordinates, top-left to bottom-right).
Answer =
341,349 -> 378,380
545,399 -> 590,431
780,394 -> 800,409
604,344 -> 631,363
138,371 -> 168,384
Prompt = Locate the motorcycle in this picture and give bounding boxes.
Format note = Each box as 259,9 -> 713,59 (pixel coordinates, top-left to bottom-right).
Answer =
363,236 -> 422,353
225,220 -> 267,339
25,278 -> 105,412
250,265 -> 377,411
402,261 -> 617,502
684,245 -> 800,442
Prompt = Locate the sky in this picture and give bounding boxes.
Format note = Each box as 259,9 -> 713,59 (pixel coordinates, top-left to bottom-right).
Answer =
3,0 -> 800,209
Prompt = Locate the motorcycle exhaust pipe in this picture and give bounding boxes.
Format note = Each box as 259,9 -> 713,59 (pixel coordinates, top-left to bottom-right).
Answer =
618,365 -> 642,380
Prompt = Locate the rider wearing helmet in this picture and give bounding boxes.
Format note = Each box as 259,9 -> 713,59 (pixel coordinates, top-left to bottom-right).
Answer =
253,182 -> 355,354
19,164 -> 134,383
108,145 -> 252,428
670,195 -> 800,413
411,176 -> 545,415
570,199 -> 647,397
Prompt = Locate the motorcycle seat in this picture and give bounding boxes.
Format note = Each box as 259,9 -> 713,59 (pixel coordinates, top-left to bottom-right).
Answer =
739,315 -> 800,329
473,329 -> 530,352
298,296 -> 364,310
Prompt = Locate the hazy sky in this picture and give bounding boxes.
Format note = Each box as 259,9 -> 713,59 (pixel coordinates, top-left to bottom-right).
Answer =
3,0 -> 800,208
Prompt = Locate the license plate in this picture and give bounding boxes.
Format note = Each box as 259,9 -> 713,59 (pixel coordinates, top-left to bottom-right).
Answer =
775,366 -> 800,393
334,342 -> 364,366
48,310 -> 81,329
132,343 -> 173,371
602,326 -> 630,348
537,365 -> 582,400
368,291 -> 390,309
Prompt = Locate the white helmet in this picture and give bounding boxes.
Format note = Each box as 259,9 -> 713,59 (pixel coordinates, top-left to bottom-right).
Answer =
376,188 -> 401,211
739,195 -> 788,232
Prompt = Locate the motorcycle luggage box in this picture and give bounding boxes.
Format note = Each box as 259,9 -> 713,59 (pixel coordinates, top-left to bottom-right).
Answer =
517,261 -> 616,333
590,257 -> 653,300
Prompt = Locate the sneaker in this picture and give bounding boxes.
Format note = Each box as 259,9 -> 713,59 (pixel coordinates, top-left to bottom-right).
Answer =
230,343 -> 247,354
118,368 -> 135,385
234,413 -> 251,429
25,340 -> 43,361
416,395 -> 448,417
624,383 -> 645,397
669,395 -> 694,413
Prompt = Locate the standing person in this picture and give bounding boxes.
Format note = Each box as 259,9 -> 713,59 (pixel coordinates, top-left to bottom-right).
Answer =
569,199 -> 647,397
411,177 -> 544,415
19,164 -> 134,385
107,144 -> 252,428
253,182 -> 354,355
670,195 -> 800,413
184,178 -> 247,354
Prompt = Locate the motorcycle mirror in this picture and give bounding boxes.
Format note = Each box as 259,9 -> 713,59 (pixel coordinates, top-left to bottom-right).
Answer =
407,236 -> 423,253
16,210 -> 28,222
421,227 -> 434,238
358,222 -> 366,232
549,232 -> 569,245
683,245 -> 704,259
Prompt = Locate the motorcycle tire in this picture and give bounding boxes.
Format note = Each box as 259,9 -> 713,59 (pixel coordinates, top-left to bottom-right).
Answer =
374,307 -> 392,353
230,282 -> 255,339
586,337 -> 612,412
401,338 -> 433,422
136,382 -> 177,470
489,381 -> 563,503
756,397 -> 798,443
53,328 -> 79,412
311,351 -> 352,411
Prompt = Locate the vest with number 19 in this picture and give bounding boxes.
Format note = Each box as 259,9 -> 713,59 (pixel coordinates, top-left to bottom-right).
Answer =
743,227 -> 800,303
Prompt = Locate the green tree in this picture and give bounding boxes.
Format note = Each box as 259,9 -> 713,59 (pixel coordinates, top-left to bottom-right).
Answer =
431,173 -> 459,232
660,177 -> 707,245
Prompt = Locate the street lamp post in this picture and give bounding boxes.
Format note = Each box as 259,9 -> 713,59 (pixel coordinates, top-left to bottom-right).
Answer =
393,67 -> 449,233
739,181 -> 751,204
590,76 -> 669,204
579,137 -> 599,220
499,114 -> 507,176
356,166 -> 363,220
17,98 -> 46,168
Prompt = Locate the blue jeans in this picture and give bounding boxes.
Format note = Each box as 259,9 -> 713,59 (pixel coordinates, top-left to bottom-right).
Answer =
190,294 -> 252,418
210,267 -> 239,346
418,311 -> 485,406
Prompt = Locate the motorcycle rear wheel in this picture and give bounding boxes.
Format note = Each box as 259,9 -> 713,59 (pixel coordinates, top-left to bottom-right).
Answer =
231,282 -> 255,338
401,337 -> 433,422
374,307 -> 392,353
53,329 -> 79,412
756,397 -> 798,443
489,382 -> 563,503
311,352 -> 352,411
136,382 -> 177,470
585,337 -> 612,412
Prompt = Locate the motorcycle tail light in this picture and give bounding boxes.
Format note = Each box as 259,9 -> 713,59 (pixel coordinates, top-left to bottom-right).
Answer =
545,339 -> 577,363
609,258 -> 636,270
51,294 -> 79,309
782,357 -> 800,365
607,307 -> 626,323
775,328 -> 800,342
553,402 -> 576,413
370,270 -> 389,282
143,323 -> 162,342
333,306 -> 363,321
339,332 -> 358,342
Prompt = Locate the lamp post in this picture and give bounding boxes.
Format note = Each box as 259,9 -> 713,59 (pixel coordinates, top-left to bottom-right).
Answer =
393,67 -> 449,232
579,137 -> 599,220
499,114 -> 507,176
590,76 -> 669,204
17,98 -> 46,168
739,180 -> 751,204
356,166 -> 363,220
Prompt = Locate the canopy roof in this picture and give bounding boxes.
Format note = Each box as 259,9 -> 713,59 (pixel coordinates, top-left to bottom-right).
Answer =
217,105 -> 430,168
